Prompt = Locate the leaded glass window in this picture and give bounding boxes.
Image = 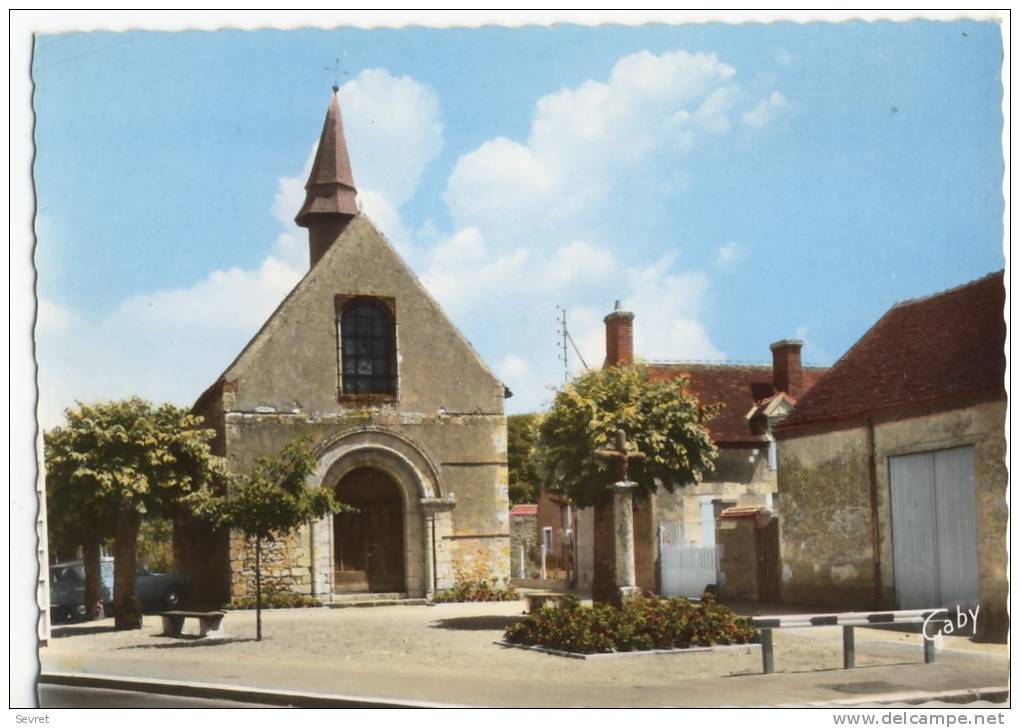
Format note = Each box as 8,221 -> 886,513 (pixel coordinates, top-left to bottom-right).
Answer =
339,298 -> 396,396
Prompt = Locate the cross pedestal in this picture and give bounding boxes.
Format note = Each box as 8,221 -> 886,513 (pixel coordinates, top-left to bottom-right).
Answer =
594,430 -> 646,607
612,480 -> 641,604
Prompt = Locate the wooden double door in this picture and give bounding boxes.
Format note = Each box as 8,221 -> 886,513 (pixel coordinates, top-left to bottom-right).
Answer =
334,467 -> 405,593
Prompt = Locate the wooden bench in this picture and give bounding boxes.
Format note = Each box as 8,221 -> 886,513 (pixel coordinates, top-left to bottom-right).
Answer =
160,610 -> 226,638
751,608 -> 949,674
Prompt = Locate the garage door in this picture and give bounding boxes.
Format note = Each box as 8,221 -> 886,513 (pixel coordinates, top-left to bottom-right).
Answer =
889,446 -> 980,610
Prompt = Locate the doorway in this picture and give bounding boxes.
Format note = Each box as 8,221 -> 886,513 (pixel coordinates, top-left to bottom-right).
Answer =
334,467 -> 405,593
889,446 -> 980,610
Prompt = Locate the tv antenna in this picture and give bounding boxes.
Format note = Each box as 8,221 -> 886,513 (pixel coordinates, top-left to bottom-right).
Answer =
556,306 -> 589,383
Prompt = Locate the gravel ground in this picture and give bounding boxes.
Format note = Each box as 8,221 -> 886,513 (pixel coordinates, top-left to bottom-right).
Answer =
40,601 -> 1008,707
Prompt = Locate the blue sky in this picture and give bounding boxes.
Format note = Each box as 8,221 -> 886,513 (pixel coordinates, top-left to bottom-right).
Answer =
32,18 -> 1005,427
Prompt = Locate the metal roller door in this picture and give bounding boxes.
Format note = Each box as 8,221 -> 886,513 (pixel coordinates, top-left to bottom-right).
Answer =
889,446 -> 980,610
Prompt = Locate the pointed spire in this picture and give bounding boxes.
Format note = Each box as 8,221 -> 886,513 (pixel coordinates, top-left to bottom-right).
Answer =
296,88 -> 359,266
296,88 -> 358,227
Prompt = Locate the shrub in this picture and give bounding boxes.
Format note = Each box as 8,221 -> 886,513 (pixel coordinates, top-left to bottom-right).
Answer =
226,590 -> 322,610
431,580 -> 520,603
503,592 -> 758,654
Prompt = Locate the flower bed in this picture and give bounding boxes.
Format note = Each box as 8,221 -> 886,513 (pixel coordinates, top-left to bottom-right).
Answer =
226,591 -> 322,610
503,593 -> 758,654
431,580 -> 520,603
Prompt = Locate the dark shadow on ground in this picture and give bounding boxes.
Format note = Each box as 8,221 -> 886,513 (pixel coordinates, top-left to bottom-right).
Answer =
51,625 -> 120,639
430,615 -> 525,631
117,637 -> 258,650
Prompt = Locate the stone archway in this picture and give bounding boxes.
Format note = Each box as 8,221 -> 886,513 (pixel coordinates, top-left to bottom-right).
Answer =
305,428 -> 455,599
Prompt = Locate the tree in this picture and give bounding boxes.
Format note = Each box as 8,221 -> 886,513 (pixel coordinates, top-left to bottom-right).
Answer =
189,437 -> 348,641
535,364 -> 719,507
507,413 -> 541,505
536,365 -> 719,604
45,426 -> 117,620
44,398 -> 223,629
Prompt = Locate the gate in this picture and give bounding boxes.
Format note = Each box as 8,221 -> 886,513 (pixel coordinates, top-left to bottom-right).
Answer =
889,446 -> 980,610
658,521 -> 718,598
755,516 -> 781,603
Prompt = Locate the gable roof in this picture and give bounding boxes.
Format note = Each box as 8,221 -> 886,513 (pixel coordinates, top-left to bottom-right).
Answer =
777,271 -> 1006,434
648,363 -> 828,446
194,214 -> 505,413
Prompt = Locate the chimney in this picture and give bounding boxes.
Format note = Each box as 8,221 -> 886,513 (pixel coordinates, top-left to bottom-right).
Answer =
604,301 -> 635,367
770,339 -> 804,399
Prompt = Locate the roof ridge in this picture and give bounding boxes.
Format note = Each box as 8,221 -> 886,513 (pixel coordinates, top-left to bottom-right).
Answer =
646,359 -> 830,368
889,269 -> 1004,311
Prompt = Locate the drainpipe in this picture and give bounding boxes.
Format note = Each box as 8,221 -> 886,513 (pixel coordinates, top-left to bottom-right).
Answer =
866,416 -> 882,609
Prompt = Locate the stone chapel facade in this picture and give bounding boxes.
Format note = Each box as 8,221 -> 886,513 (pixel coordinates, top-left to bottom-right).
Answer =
175,89 -> 511,605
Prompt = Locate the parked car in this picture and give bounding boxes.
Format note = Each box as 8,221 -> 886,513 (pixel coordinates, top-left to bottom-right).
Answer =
49,557 -> 186,622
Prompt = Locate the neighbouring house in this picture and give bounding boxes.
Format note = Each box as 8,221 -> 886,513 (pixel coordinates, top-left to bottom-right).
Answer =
175,88 -> 511,606
537,490 -> 575,579
774,272 -> 1007,640
575,304 -> 828,600
509,504 -> 538,579
508,494 -> 575,581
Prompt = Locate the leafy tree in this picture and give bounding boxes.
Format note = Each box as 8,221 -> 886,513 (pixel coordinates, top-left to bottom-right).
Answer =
188,437 -> 349,641
45,427 -> 117,620
44,398 -> 223,629
535,364 -> 719,508
507,413 -> 541,505
137,516 -> 175,572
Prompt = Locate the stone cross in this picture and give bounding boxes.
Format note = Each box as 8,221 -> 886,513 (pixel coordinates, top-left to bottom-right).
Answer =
594,429 -> 645,482
594,429 -> 645,604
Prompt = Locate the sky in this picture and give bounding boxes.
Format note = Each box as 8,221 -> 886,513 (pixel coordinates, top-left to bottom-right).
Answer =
30,16 -> 1006,429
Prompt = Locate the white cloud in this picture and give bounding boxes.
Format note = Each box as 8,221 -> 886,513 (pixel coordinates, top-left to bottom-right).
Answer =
428,49 -> 773,411
37,68 -> 444,429
445,49 -> 748,242
36,298 -> 76,336
542,240 -> 616,289
716,241 -> 748,267
742,91 -> 787,128
498,354 -> 532,382
340,70 -> 443,208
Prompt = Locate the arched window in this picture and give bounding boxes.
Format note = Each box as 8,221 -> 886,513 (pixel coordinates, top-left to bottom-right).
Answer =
339,297 -> 396,396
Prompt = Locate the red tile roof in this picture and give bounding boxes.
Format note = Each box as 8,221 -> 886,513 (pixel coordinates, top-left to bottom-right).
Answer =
510,504 -> 538,517
778,272 -> 1006,432
648,363 -> 828,446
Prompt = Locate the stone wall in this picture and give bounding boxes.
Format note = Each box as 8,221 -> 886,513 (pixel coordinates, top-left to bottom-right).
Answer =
509,513 -> 538,579
776,426 -> 874,607
180,216 -> 510,603
716,516 -> 759,601
777,399 -> 1008,638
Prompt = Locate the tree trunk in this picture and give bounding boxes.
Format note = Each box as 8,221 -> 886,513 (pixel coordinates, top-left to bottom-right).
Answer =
82,534 -> 103,620
255,536 -> 262,641
113,507 -> 142,630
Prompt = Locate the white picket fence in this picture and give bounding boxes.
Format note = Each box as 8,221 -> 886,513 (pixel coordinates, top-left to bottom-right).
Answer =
658,521 -> 718,598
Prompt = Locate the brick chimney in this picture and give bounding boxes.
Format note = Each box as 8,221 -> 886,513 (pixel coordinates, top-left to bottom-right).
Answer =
604,301 -> 635,367
770,339 -> 804,399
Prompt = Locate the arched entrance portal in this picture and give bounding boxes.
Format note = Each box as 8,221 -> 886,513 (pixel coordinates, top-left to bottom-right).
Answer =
333,467 -> 405,593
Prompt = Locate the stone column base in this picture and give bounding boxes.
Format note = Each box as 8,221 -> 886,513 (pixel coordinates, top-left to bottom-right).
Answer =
617,586 -> 642,605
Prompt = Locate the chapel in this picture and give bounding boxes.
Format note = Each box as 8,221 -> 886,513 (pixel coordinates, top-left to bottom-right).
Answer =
175,88 -> 511,605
